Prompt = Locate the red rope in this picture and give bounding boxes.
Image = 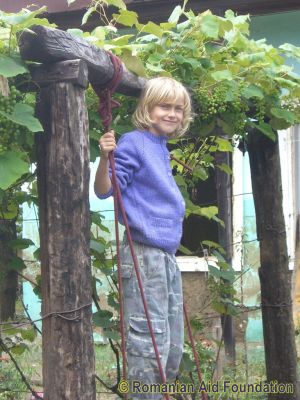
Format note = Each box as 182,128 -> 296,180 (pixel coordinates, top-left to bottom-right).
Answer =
92,53 -> 128,399
183,303 -> 208,400
92,51 -> 123,132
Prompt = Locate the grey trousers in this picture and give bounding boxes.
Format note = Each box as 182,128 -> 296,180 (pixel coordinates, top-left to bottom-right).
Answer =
120,234 -> 184,399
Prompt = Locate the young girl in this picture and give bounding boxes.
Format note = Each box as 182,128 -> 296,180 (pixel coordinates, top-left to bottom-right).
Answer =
95,77 -> 192,398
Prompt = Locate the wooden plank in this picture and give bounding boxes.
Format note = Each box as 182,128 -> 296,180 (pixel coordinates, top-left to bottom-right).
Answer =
29,59 -> 89,89
35,60 -> 96,399
18,25 -> 146,96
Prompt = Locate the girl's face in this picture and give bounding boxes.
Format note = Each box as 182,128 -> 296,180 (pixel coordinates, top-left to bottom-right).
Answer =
148,99 -> 184,137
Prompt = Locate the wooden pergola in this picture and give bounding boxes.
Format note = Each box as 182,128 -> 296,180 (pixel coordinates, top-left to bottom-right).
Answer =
18,18 -> 299,400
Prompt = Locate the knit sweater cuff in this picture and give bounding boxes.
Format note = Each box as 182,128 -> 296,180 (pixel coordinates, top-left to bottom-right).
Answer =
95,187 -> 113,199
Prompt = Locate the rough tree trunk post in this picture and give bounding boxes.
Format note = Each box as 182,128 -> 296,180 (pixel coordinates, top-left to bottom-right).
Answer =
0,220 -> 17,321
215,151 -> 236,366
0,77 -> 18,322
34,59 -> 96,400
18,25 -> 145,399
247,130 -> 299,400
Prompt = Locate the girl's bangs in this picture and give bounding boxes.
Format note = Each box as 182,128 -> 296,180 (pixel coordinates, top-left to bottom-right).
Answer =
155,87 -> 187,106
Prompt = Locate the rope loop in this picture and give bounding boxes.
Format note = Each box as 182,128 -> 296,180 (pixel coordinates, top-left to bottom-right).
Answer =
92,52 -> 123,131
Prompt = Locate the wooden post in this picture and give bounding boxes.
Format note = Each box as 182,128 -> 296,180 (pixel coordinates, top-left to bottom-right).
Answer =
215,150 -> 236,366
34,59 -> 96,400
247,130 -> 299,400
0,78 -> 18,322
0,220 -> 17,321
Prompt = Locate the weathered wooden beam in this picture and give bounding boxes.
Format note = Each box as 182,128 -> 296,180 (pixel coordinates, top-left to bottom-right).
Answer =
35,60 -> 96,400
29,59 -> 89,89
18,25 -> 146,96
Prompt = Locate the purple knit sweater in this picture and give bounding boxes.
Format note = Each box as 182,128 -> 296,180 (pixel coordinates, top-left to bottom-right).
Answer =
96,130 -> 186,254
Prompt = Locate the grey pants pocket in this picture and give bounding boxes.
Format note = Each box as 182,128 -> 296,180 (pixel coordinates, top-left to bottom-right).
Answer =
127,315 -> 166,359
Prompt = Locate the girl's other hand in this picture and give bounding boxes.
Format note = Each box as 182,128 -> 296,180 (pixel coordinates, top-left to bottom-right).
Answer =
98,130 -> 116,159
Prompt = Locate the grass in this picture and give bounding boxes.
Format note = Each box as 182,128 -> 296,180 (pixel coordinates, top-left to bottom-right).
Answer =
0,337 -> 299,400
0,337 -> 118,399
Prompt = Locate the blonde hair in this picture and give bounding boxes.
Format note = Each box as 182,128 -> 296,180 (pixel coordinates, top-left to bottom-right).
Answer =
132,77 -> 192,138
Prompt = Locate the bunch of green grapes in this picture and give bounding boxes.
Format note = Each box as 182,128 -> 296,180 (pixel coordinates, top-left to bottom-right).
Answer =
193,84 -> 248,135
283,97 -> 300,120
0,86 -> 26,155
226,97 -> 248,135
194,85 -> 228,121
252,98 -> 267,123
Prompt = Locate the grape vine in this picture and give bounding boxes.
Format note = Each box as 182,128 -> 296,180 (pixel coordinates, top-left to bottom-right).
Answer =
0,86 -> 32,155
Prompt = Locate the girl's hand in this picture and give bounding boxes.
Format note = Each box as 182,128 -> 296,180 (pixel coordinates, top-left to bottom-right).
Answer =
98,130 -> 116,159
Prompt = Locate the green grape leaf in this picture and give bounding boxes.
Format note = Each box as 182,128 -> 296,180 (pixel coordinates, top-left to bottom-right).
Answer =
198,120 -> 216,137
1,324 -> 20,335
202,240 -> 226,254
21,328 -> 37,342
82,6 -> 97,25
0,103 -> 42,132
200,206 -> 219,219
179,352 -> 195,373
255,121 -> 276,141
103,329 -> 120,341
270,107 -> 297,124
121,49 -> 147,77
9,238 -> 34,249
113,10 -> 138,27
193,166 -> 209,181
237,52 -> 266,67
1,199 -> 18,219
215,137 -> 233,152
211,300 -> 227,314
178,244 -> 193,255
208,265 -> 236,282
0,55 -> 28,77
90,239 -> 106,255
8,256 -> 27,272
107,293 -> 119,310
217,118 -> 234,136
0,151 -> 29,190
10,343 -> 28,355
0,7 -> 47,26
279,43 -> 300,59
168,5 -> 182,24
211,70 -> 233,81
93,310 -> 114,328
33,248 -> 40,260
217,163 -> 232,175
200,15 -> 220,39
241,84 -> 264,99
137,21 -> 164,38
106,0 -> 126,10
